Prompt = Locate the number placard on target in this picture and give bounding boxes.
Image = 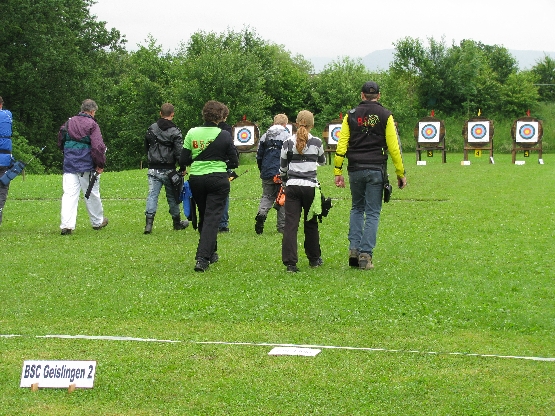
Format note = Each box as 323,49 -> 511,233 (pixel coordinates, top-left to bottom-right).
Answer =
468,121 -> 490,143
233,126 -> 256,147
516,121 -> 539,143
418,121 -> 440,143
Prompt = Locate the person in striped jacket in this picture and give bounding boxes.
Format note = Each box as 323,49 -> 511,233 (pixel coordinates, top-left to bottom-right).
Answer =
279,110 -> 326,273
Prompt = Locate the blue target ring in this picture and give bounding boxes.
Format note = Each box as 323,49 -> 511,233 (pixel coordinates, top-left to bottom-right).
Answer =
471,123 -> 487,140
519,124 -> 535,140
421,124 -> 438,140
330,126 -> 341,143
236,127 -> 252,144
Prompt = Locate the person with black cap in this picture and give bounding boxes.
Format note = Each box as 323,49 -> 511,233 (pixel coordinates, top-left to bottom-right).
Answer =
333,81 -> 407,270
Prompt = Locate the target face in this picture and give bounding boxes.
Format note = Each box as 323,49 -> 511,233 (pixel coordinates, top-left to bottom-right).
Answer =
328,124 -> 341,144
233,126 -> 255,146
418,121 -> 440,143
467,121 -> 490,143
516,121 -> 539,143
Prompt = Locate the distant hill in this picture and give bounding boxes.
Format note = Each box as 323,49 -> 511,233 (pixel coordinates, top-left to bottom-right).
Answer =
310,49 -> 555,73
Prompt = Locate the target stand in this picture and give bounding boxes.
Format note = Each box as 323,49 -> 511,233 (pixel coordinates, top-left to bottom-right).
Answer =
323,118 -> 343,165
232,119 -> 260,154
511,117 -> 543,164
463,117 -> 494,163
414,117 -> 446,163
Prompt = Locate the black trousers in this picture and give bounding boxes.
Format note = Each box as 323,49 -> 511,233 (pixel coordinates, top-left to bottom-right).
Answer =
281,185 -> 321,266
189,172 -> 230,260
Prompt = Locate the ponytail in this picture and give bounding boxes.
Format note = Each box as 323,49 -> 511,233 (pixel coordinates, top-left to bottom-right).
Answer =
295,126 -> 309,154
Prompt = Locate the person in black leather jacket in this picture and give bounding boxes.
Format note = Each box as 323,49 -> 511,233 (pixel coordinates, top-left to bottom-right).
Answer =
143,103 -> 189,234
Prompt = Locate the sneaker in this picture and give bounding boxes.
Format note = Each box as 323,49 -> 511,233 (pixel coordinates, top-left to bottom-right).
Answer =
93,217 -> 109,230
60,228 -> 72,235
194,258 -> 210,272
286,264 -> 299,273
209,252 -> 219,264
349,249 -> 360,267
218,227 -> 229,233
309,257 -> 323,268
358,253 -> 374,270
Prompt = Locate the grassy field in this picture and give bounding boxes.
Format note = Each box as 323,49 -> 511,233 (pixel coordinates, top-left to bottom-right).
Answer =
1,152 -> 555,415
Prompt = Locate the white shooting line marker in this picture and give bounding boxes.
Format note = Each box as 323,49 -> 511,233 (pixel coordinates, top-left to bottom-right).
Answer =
195,341 -> 555,362
3,334 -> 555,362
37,334 -> 182,343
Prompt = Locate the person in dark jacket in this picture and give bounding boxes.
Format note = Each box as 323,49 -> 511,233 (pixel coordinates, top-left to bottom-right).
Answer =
179,100 -> 239,272
143,103 -> 188,234
57,99 -> 108,235
0,96 -> 13,226
217,106 -> 236,233
255,113 -> 289,234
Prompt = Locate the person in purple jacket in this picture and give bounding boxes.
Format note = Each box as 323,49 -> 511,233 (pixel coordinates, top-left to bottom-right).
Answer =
57,99 -> 108,235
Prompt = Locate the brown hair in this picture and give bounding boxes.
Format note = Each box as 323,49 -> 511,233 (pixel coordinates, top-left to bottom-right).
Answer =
295,110 -> 314,154
160,103 -> 174,117
202,100 -> 228,124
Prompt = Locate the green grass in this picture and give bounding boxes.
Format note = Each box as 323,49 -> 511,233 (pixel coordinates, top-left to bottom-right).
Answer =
1,153 -> 555,415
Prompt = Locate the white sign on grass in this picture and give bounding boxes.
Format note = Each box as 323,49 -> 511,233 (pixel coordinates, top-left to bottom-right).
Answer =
20,360 -> 96,388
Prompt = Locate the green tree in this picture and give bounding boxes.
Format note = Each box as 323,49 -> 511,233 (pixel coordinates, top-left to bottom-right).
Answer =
97,38 -> 172,170
0,0 -> 124,172
532,55 -> 555,101
310,57 -> 372,130
499,71 -> 539,116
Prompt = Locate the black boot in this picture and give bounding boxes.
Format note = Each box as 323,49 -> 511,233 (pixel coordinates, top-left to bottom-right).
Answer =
255,214 -> 266,235
173,215 -> 189,230
144,214 -> 154,234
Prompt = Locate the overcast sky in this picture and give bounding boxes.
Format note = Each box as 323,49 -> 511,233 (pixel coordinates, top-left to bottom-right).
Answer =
90,0 -> 555,58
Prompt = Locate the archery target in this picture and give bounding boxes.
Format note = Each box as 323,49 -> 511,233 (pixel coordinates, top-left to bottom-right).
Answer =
516,121 -> 539,143
233,126 -> 255,146
328,124 -> 341,144
418,121 -> 440,143
467,121 -> 490,143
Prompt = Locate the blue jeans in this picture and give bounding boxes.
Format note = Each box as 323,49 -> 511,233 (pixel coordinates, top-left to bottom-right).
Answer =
219,196 -> 229,228
145,169 -> 181,217
348,169 -> 383,256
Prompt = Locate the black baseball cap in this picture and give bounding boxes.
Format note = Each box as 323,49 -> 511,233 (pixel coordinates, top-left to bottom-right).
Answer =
361,81 -> 380,94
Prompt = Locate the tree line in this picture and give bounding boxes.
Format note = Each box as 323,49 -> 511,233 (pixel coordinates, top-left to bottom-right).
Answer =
1,0 -> 554,173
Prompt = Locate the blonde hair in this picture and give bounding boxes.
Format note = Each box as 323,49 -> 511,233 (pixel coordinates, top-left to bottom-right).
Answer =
295,110 -> 314,154
274,113 -> 288,125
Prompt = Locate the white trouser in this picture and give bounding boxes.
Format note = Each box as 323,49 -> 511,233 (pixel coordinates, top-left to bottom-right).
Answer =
60,172 -> 104,230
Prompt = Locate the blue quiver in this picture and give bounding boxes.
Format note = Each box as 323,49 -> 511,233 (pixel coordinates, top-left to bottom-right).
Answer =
182,180 -> 192,218
0,160 -> 25,186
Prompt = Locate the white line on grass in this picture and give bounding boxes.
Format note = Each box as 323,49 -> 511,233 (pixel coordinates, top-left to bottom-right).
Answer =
37,334 -> 182,343
3,334 -> 554,362
196,341 -> 555,362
